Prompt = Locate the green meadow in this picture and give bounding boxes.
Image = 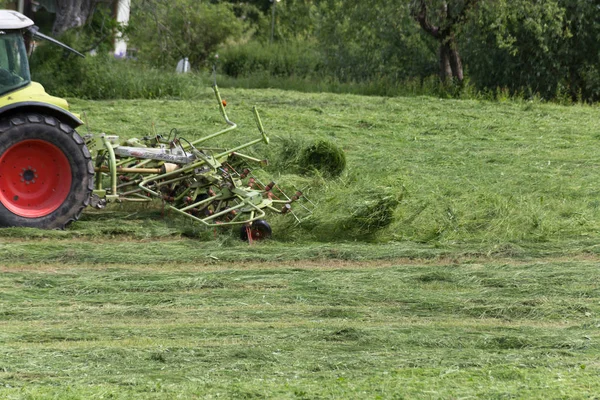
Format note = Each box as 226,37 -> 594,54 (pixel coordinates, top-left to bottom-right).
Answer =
68,86 -> 600,247
1,87 -> 599,398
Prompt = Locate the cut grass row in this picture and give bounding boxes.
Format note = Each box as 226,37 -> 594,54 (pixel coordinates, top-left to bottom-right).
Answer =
0,259 -> 599,398
3,231 -> 600,266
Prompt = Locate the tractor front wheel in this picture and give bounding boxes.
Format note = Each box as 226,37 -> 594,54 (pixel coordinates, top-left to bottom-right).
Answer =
0,115 -> 94,229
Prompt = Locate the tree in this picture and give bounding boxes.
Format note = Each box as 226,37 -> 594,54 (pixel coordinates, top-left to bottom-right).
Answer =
558,0 -> 600,101
411,0 -> 478,82
315,0 -> 435,83
129,0 -> 245,69
52,0 -> 102,36
461,0 -> 569,99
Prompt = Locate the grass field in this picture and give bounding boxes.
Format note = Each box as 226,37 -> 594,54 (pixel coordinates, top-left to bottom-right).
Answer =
1,88 -> 599,398
1,258 -> 599,399
67,86 -> 600,246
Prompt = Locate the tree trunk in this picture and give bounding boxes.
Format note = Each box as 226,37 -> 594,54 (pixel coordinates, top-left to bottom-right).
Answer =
439,36 -> 464,82
412,0 -> 474,83
52,0 -> 98,36
439,43 -> 452,81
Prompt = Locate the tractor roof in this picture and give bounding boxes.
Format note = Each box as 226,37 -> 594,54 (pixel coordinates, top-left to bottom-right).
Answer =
0,10 -> 34,30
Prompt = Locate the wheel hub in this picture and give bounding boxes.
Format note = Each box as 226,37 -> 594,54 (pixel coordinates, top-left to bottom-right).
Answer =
22,168 -> 36,183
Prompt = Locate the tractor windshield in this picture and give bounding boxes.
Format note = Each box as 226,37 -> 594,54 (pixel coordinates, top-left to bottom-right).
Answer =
0,32 -> 31,96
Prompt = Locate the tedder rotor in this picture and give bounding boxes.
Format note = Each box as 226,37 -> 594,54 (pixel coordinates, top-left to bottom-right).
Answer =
0,10 -> 310,240
87,85 -> 311,240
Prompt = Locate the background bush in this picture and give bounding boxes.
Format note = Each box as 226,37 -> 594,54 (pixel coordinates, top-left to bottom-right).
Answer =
25,0 -> 600,103
128,0 -> 246,70
30,44 -> 202,100
219,41 -> 322,79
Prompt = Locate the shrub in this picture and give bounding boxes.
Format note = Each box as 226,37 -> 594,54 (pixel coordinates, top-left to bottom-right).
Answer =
30,44 -> 201,100
219,40 -> 323,79
129,0 -> 245,70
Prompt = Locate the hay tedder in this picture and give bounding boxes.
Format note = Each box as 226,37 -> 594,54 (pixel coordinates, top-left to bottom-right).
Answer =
0,10 -> 309,240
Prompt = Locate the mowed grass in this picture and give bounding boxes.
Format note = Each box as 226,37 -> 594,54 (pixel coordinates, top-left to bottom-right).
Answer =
1,87 -> 595,261
0,259 -> 599,399
65,87 -> 600,247
2,88 -> 600,398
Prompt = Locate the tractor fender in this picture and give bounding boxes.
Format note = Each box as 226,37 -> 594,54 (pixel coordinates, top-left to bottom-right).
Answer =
0,101 -> 83,129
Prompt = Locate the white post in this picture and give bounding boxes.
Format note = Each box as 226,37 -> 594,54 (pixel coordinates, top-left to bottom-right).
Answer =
17,0 -> 24,13
114,0 -> 131,58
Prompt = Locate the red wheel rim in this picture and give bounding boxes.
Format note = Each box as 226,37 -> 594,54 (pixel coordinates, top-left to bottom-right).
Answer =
0,139 -> 72,218
251,228 -> 265,240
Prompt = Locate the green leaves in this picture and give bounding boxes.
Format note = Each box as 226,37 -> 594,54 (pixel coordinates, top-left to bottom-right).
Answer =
129,0 -> 245,70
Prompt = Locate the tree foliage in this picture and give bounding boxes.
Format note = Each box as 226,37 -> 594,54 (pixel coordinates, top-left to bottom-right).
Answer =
462,0 -> 568,98
559,0 -> 600,101
128,0 -> 245,69
314,0 -> 436,82
40,0 -> 600,102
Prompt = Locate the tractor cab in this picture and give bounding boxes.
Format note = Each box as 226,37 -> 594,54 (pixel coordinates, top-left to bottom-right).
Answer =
0,10 -> 83,121
0,10 -> 34,96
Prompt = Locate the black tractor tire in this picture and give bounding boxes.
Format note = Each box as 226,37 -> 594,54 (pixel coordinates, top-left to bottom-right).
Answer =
240,219 -> 272,241
0,114 -> 94,229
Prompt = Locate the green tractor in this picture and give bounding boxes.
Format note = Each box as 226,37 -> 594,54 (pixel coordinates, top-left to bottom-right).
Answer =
0,10 -> 92,230
0,10 -> 307,240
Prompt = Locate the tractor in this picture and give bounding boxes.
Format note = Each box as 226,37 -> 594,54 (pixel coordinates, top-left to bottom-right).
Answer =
0,10 -> 307,240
